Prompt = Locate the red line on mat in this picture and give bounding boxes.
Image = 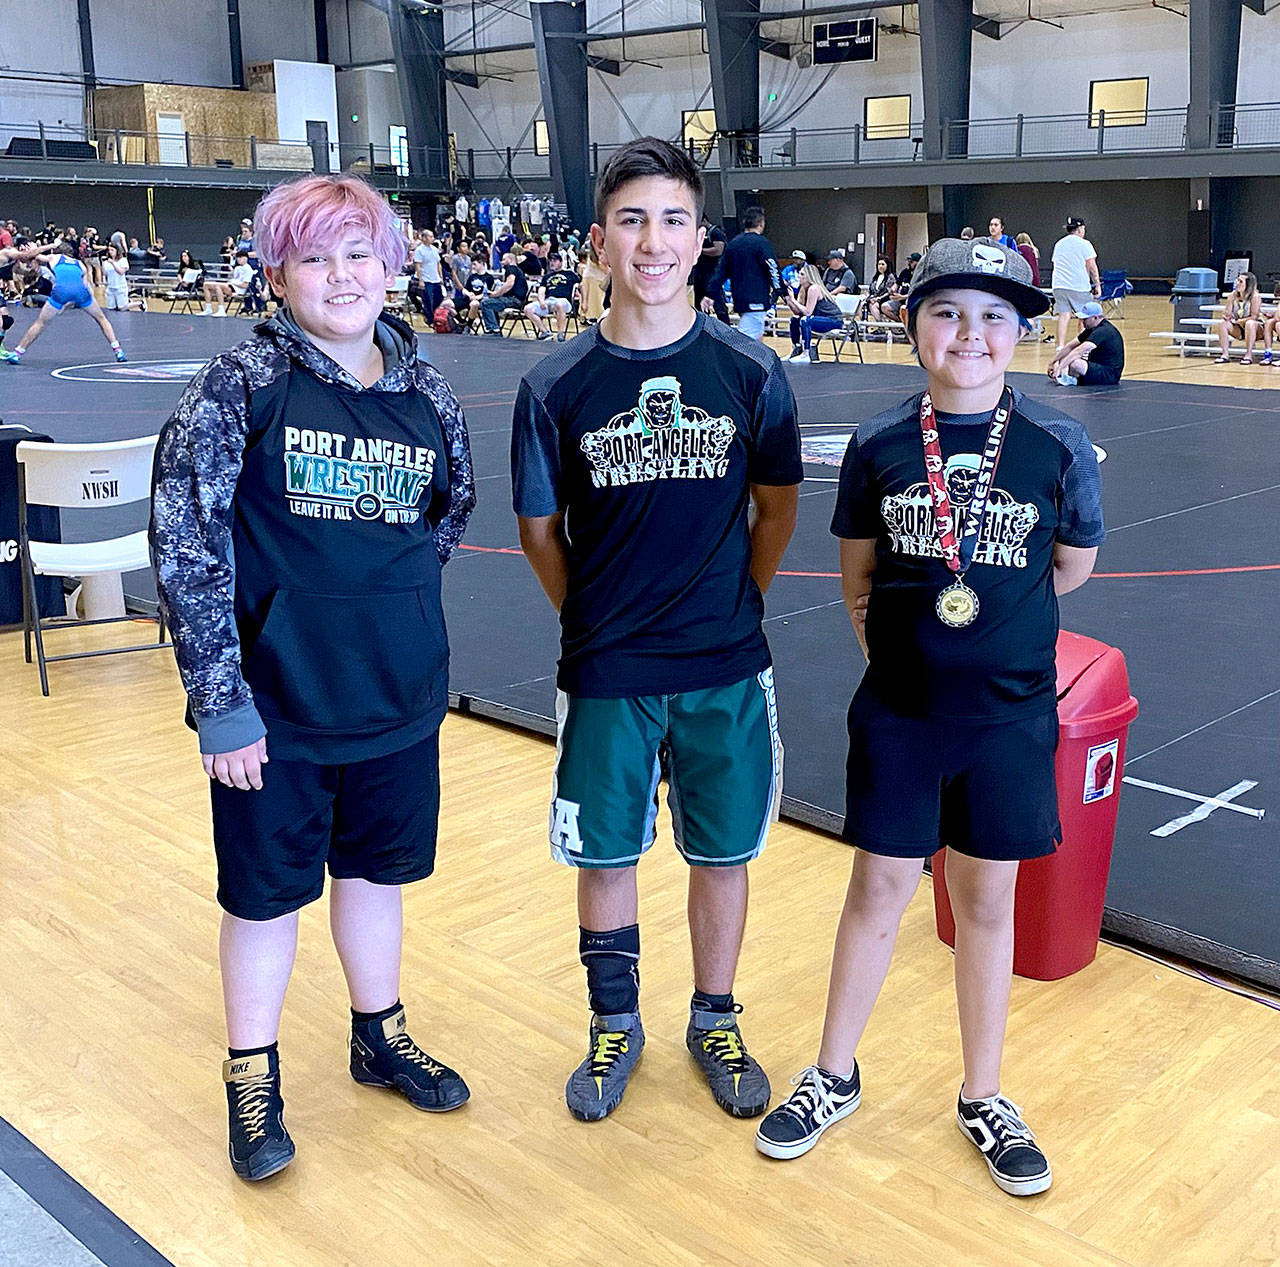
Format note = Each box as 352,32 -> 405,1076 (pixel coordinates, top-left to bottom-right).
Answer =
460,546 -> 1280,579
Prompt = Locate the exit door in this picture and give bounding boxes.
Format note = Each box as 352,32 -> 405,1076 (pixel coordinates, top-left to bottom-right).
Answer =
876,216 -> 898,269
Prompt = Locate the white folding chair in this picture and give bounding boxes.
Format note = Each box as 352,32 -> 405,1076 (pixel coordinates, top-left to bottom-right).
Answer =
814,293 -> 866,364
16,435 -> 169,696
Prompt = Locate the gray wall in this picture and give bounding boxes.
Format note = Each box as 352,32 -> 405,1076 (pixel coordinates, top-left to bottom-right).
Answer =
759,180 -> 1218,279
756,186 -> 930,264
0,183 -> 259,261
1217,177 -> 1280,285
944,181 -> 1191,279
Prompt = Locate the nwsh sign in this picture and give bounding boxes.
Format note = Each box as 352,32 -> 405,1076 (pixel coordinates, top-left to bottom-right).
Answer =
813,18 -> 877,66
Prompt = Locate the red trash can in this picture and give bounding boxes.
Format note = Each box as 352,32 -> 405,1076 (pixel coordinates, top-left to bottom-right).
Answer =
932,630 -> 1140,981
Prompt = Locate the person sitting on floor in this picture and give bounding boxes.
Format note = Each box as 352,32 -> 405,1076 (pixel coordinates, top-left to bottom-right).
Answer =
1215,272 -> 1263,365
1046,301 -> 1124,386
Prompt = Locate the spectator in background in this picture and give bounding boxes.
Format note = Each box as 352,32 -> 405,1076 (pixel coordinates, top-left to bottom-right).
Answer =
524,249 -> 580,342
865,254 -> 897,323
784,263 -> 843,364
822,248 -> 859,296
1050,216 -> 1101,351
127,237 -> 149,265
691,214 -> 727,321
702,204 -> 780,341
1048,300 -> 1125,384
230,249 -> 266,315
1014,232 -> 1041,287
492,222 -> 517,270
103,240 -> 144,312
782,250 -> 806,292
987,216 -> 1017,250
517,238 -> 544,279
412,228 -> 443,317
460,253 -> 492,332
1214,271 -> 1263,365
480,250 -> 529,333
146,236 -> 167,269
578,242 -> 608,324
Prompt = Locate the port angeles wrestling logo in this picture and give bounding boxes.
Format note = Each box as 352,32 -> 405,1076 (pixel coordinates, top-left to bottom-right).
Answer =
881,453 -> 1039,568
579,376 -> 736,488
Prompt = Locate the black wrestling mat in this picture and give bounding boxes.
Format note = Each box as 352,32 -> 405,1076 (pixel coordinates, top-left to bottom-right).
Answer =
7,309 -> 1279,986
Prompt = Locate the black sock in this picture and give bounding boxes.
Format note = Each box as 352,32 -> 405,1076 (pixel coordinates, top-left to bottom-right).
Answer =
579,924 -> 640,1016
691,991 -> 734,1015
228,1041 -> 277,1059
351,999 -> 402,1023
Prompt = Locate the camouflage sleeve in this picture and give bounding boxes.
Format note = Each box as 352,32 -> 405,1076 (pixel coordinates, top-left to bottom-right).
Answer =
149,354 -> 266,754
418,363 -> 475,563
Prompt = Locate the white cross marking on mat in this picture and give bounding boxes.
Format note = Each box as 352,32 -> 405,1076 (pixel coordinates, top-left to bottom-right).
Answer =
1122,776 -> 1266,837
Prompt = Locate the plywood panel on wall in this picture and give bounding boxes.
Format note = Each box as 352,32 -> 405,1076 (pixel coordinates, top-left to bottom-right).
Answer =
94,84 -> 277,166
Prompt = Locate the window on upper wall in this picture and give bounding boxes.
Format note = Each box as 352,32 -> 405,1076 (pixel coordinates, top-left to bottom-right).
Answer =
682,108 -> 717,158
864,95 -> 911,140
534,120 -> 549,155
1089,77 -> 1148,127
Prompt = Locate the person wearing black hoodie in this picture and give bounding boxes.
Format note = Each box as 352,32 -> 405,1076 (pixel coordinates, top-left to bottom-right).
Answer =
150,174 -> 475,1182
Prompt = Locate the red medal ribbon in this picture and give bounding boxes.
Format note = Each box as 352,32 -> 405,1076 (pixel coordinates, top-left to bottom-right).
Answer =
917,388 -> 1013,576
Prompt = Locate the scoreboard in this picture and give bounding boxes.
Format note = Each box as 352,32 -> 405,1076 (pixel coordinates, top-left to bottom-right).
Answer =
812,17 -> 877,66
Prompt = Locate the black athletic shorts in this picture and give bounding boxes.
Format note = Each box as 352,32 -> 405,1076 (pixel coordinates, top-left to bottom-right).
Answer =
842,690 -> 1060,862
1079,362 -> 1121,386
210,730 -> 440,921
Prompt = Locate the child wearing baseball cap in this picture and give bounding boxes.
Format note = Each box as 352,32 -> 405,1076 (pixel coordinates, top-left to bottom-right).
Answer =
756,238 -> 1105,1197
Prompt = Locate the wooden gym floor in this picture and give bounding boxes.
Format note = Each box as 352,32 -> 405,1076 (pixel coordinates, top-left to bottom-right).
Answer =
3,622 -> 1279,1266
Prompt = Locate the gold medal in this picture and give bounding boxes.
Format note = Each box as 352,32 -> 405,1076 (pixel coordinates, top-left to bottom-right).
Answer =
937,580 -> 979,628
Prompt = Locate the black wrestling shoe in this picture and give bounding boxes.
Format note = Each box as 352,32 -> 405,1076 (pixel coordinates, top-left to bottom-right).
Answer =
350,1005 -> 470,1112
224,1048 -> 294,1181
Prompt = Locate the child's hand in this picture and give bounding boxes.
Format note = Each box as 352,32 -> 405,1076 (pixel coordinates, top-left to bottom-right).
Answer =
202,738 -> 268,791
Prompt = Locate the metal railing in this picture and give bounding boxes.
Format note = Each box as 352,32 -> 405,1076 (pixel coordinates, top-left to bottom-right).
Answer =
947,107 -> 1190,159
3,101 -> 1279,187
731,104 -> 1280,169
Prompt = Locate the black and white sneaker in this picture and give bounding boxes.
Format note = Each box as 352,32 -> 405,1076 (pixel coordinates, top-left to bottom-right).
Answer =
956,1090 -> 1052,1196
754,1063 -> 861,1160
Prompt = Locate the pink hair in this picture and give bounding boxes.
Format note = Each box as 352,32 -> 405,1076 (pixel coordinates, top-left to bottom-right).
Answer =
252,174 -> 406,275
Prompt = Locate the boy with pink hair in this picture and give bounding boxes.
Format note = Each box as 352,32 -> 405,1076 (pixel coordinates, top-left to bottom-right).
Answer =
151,174 -> 475,1180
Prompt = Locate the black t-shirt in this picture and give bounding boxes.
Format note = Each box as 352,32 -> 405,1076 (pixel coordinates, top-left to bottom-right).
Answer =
512,313 -> 803,697
501,263 -> 528,303
896,266 -> 916,291
1084,319 -> 1124,373
465,272 -> 490,297
692,225 -> 728,287
542,269 -> 580,301
519,253 -> 544,277
831,391 -> 1104,720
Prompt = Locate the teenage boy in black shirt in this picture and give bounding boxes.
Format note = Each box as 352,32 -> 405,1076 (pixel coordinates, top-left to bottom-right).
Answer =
524,250 -> 581,341
757,238 -> 1103,1198
512,138 -> 802,1123
1047,300 -> 1124,386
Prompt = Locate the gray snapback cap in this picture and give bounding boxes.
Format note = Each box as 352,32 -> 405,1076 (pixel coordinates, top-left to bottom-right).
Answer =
907,237 -> 1050,317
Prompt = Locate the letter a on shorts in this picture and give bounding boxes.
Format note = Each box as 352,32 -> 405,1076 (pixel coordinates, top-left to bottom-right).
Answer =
550,798 -> 584,855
